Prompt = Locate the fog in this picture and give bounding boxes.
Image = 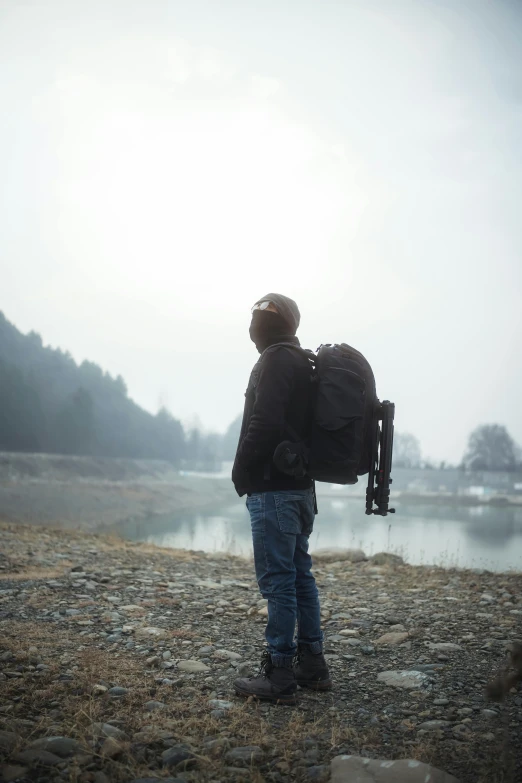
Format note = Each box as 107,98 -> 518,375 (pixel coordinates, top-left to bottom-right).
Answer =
1,0 -> 521,463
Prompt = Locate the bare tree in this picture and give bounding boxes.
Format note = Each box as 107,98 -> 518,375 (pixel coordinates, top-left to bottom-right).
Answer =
463,424 -> 518,471
393,432 -> 422,468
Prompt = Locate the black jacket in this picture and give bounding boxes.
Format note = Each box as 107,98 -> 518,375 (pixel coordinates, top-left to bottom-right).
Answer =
232,341 -> 314,496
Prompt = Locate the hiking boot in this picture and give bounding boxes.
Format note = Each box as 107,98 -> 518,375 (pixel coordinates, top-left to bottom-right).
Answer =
294,645 -> 332,691
234,651 -> 298,705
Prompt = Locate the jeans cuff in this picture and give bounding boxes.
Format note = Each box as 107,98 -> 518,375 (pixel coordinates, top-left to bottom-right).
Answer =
299,640 -> 323,654
270,653 -> 295,668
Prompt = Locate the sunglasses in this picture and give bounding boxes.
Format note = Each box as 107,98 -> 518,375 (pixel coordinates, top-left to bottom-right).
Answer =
251,300 -> 273,313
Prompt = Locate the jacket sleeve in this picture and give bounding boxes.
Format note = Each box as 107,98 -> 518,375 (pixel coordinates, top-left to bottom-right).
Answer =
234,348 -> 294,470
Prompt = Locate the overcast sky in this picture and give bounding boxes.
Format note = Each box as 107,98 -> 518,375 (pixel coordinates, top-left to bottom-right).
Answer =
1,0 -> 521,463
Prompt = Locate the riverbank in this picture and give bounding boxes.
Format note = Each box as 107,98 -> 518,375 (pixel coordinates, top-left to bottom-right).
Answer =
1,522 -> 521,783
1,453 -> 521,536
0,452 -> 237,530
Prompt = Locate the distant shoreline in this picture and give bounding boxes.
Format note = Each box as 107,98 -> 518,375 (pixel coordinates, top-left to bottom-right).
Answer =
1,452 -> 521,533
316,488 -> 522,507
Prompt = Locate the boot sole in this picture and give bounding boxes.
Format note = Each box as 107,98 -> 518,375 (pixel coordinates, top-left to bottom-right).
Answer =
296,678 -> 333,691
234,684 -> 298,705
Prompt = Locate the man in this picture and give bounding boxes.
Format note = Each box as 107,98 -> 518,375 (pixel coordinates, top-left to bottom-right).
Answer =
232,293 -> 331,705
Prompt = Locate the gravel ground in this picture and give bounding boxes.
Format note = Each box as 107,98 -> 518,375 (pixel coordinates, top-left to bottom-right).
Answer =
0,521 -> 521,783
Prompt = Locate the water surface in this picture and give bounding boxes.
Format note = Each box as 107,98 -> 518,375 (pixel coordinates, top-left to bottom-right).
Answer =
119,496 -> 522,572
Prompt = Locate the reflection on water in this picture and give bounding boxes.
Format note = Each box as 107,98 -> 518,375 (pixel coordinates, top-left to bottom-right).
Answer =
119,498 -> 522,572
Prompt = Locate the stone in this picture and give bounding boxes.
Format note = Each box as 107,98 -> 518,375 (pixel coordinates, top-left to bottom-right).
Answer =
29,736 -> 83,756
226,745 -> 264,765
194,579 -> 222,589
331,756 -> 460,782
177,660 -> 210,673
161,744 -> 196,768
377,670 -> 431,690
1,766 -> 29,783
204,738 -> 231,752
428,643 -> 462,652
91,684 -> 108,696
418,720 -> 451,731
92,722 -> 128,740
312,548 -> 367,564
306,765 -> 329,781
135,626 -> 167,639
108,686 -> 129,697
453,724 -> 472,741
0,730 -> 17,753
13,749 -> 62,767
101,737 -> 124,758
208,699 -> 235,710
144,700 -> 166,711
214,649 -> 241,661
371,553 -> 404,566
375,632 -> 409,646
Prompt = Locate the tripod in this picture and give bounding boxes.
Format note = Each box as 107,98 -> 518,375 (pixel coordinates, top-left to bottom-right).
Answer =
366,400 -> 395,516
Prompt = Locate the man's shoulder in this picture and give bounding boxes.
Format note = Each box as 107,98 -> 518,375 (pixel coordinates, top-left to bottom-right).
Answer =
262,343 -> 306,362
258,344 -> 312,380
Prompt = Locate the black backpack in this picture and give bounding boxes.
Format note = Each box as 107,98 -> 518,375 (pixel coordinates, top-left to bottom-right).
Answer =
270,343 -> 375,482
270,342 -> 395,515
308,343 -> 377,484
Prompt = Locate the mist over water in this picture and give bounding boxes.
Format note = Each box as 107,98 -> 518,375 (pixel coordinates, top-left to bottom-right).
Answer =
120,496 -> 522,573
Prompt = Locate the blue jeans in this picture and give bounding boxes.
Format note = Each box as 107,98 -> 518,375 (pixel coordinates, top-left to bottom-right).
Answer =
246,488 -> 323,667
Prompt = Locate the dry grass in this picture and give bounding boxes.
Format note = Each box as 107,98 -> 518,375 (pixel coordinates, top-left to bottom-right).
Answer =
0,565 -> 72,581
0,620 -> 396,783
0,519 -> 253,565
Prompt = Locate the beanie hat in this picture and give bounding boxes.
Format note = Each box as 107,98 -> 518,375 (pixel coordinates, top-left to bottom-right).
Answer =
253,292 -> 301,335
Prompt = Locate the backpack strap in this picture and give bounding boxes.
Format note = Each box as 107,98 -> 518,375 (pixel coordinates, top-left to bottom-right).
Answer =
262,342 -> 316,367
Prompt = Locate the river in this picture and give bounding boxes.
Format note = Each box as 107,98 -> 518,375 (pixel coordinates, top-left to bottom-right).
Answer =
119,495 -> 522,572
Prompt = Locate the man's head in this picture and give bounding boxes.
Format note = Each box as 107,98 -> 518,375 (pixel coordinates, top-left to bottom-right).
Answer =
249,292 -> 301,353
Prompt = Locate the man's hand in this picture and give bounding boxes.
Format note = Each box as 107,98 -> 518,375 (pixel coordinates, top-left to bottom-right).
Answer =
232,461 -> 250,496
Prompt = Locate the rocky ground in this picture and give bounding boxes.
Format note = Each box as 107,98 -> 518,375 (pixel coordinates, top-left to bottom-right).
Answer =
0,522 -> 521,783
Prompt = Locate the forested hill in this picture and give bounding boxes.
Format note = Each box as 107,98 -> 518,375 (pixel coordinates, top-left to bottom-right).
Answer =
0,311 -> 186,461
